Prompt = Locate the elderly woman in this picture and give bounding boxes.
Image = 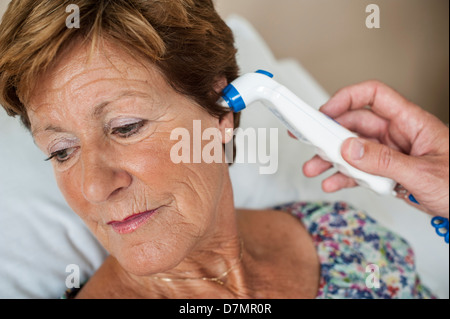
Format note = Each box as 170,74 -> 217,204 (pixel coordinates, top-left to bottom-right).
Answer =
0,0 -> 447,299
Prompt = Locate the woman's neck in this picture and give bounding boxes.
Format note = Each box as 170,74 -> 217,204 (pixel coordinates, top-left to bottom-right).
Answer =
113,172 -> 256,298
113,224 -> 255,298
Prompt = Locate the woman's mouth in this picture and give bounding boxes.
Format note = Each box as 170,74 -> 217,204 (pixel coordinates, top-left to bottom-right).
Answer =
107,209 -> 157,234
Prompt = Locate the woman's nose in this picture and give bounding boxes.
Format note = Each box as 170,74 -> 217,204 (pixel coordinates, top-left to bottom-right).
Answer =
81,150 -> 132,204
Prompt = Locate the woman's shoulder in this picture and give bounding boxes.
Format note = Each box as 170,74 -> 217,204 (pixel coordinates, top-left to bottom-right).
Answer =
237,207 -> 316,256
274,201 -> 398,244
273,201 -> 436,299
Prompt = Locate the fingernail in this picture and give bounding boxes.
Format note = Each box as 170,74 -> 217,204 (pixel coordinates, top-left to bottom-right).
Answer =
319,106 -> 332,117
349,139 -> 365,160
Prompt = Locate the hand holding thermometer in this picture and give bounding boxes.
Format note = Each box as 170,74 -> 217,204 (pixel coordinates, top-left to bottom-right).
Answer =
218,70 -> 397,196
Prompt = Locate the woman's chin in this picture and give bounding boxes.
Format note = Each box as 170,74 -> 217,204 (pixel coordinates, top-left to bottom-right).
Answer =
112,241 -> 184,277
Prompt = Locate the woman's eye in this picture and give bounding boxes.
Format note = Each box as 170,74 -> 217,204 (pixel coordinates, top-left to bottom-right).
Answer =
45,147 -> 78,163
111,121 -> 147,138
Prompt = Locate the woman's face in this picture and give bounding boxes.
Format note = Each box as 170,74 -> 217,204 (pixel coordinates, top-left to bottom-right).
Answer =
28,41 -> 234,276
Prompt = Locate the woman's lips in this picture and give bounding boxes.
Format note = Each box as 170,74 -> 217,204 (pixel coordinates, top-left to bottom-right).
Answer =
108,209 -> 157,234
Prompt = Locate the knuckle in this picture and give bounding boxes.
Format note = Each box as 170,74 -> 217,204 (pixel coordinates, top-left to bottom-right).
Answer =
377,146 -> 393,172
366,79 -> 383,87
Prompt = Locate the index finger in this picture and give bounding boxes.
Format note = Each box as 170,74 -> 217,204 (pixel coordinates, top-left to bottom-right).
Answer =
320,80 -> 420,121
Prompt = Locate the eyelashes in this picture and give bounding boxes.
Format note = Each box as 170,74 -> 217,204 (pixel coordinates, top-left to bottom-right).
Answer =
45,120 -> 148,164
45,147 -> 78,163
110,120 -> 147,138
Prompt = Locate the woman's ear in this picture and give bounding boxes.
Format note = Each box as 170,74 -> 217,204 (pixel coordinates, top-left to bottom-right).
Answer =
213,76 -> 228,94
219,111 -> 234,144
213,76 -> 235,144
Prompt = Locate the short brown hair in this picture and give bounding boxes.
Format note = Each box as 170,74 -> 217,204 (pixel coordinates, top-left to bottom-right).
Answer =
0,0 -> 240,133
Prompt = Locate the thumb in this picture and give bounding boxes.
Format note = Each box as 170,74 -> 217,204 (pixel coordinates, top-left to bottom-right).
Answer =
341,138 -> 416,187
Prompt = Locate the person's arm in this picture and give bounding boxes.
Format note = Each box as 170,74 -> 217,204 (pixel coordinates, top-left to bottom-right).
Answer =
302,80 -> 449,219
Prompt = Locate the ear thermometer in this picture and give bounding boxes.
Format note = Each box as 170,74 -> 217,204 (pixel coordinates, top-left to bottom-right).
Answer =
218,70 -> 397,196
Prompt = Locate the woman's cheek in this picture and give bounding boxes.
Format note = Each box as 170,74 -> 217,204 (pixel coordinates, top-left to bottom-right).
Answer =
125,132 -> 179,177
55,166 -> 84,210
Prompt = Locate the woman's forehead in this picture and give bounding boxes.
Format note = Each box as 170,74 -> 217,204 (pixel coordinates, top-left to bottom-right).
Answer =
40,41 -> 152,89
28,41 -> 163,111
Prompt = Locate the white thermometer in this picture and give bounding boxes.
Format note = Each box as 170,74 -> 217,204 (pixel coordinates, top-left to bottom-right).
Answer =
218,70 -> 396,196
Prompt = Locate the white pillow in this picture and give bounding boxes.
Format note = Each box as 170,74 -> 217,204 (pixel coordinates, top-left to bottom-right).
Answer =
0,14 -> 447,299
0,110 -> 108,298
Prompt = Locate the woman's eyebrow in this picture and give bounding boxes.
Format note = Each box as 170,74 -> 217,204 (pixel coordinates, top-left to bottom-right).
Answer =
92,90 -> 150,119
32,124 -> 64,137
32,90 -> 151,136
